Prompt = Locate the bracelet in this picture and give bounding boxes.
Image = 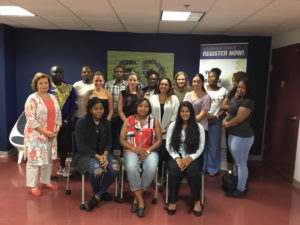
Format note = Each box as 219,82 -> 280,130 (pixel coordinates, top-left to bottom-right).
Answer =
132,146 -> 136,151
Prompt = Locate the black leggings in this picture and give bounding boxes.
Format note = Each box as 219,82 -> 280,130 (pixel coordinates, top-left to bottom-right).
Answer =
168,155 -> 203,203
57,127 -> 72,167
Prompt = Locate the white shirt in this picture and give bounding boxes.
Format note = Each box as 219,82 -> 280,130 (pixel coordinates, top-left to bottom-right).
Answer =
73,80 -> 94,118
149,94 -> 180,139
206,86 -> 228,115
166,122 -> 205,160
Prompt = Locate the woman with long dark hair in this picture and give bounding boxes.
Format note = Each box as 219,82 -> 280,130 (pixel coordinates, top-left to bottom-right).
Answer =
166,101 -> 205,216
222,78 -> 255,198
74,97 -> 120,211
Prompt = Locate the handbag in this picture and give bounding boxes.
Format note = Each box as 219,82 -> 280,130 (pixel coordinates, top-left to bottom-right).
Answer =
221,172 -> 238,192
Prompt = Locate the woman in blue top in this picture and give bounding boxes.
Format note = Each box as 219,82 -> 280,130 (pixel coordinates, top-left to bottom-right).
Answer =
166,101 -> 205,216
222,78 -> 255,198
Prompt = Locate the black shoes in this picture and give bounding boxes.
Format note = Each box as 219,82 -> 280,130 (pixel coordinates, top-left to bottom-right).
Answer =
137,207 -> 145,217
167,208 -> 176,215
130,202 -> 138,213
86,195 -> 99,211
193,210 -> 202,217
102,192 -> 113,201
225,189 -> 245,198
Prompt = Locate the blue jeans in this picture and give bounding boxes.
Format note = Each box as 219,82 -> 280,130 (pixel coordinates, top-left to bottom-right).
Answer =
124,151 -> 158,191
89,154 -> 120,198
203,118 -> 222,174
228,135 -> 254,192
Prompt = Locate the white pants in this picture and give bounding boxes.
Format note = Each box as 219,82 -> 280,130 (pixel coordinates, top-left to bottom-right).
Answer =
26,141 -> 53,187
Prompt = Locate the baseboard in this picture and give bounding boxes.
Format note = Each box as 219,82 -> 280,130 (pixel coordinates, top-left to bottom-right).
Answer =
293,179 -> 300,190
0,148 -> 18,158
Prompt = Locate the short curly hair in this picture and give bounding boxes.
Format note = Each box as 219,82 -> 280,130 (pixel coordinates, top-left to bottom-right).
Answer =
31,72 -> 52,92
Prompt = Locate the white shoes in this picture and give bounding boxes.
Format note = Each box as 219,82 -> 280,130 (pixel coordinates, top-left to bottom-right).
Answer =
57,166 -> 69,177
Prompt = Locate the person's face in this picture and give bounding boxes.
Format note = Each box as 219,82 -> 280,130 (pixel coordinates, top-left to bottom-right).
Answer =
237,81 -> 247,97
207,72 -> 219,86
114,67 -> 124,80
180,106 -> 191,123
50,66 -> 64,85
94,75 -> 105,89
176,75 -> 186,88
159,79 -> 170,94
147,74 -> 158,88
128,74 -> 139,89
232,76 -> 238,87
81,67 -> 93,82
192,76 -> 203,90
89,103 -> 104,120
37,77 -> 50,93
137,101 -> 150,117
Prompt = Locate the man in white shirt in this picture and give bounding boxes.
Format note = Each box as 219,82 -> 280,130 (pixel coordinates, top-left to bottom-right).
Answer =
73,66 -> 94,124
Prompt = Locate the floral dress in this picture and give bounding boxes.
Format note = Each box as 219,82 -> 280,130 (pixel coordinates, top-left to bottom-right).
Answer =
24,93 -> 61,166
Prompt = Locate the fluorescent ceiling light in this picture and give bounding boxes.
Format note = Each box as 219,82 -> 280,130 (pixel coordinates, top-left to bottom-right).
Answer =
0,6 -> 35,16
162,11 -> 191,21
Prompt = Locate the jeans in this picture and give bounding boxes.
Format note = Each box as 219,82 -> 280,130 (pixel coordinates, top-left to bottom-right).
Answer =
228,135 -> 254,192
168,156 -> 203,203
124,151 -> 159,191
89,154 -> 120,198
203,118 -> 222,174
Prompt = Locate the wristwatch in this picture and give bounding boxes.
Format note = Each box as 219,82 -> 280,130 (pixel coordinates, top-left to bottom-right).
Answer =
146,150 -> 151,155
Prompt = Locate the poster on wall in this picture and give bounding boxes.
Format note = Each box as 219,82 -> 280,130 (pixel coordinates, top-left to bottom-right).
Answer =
199,43 -> 248,90
107,50 -> 175,85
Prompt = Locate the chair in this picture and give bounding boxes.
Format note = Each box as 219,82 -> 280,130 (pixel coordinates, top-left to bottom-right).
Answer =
65,133 -> 118,210
164,168 -> 205,210
9,111 -> 26,164
115,157 -> 158,204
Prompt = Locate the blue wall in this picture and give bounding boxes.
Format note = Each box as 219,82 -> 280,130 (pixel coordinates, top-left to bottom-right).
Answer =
1,25 -> 271,154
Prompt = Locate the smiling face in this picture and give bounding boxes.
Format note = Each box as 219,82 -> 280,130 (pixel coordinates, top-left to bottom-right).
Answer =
147,74 -> 158,88
81,66 -> 93,83
237,81 -> 247,97
232,76 -> 238,88
37,77 -> 50,94
176,74 -> 186,89
136,100 -> 150,117
93,75 -> 105,89
192,76 -> 203,91
90,102 -> 104,121
127,74 -> 139,89
114,67 -> 124,81
159,79 -> 170,94
180,106 -> 190,123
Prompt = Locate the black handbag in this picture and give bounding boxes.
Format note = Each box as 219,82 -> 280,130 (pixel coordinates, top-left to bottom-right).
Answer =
221,172 -> 238,192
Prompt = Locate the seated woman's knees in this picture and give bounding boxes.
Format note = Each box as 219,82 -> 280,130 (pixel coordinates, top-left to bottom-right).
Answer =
112,160 -> 120,172
94,167 -> 103,176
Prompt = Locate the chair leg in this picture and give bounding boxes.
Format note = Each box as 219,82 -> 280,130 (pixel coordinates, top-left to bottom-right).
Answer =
119,169 -> 124,203
80,174 -> 86,210
114,176 -> 118,198
201,173 -> 204,208
165,171 -> 169,209
65,161 -> 71,195
17,150 -> 23,164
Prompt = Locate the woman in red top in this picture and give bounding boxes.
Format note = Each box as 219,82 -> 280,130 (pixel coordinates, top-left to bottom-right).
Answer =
120,99 -> 162,217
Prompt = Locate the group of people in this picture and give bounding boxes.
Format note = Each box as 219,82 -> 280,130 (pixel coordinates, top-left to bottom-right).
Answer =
23,65 -> 255,217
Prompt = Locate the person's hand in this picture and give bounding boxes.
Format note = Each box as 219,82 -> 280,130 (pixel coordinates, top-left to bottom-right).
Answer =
175,158 -> 185,171
181,157 -> 193,170
53,125 -> 60,135
44,130 -> 56,139
135,146 -> 144,155
222,119 -> 229,131
138,148 -> 149,162
208,114 -> 218,125
98,155 -> 108,172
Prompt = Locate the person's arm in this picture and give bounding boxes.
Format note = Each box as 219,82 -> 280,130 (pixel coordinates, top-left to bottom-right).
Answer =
75,119 -> 96,157
195,95 -> 211,122
63,88 -> 78,124
119,119 -> 134,150
223,106 -> 252,128
117,91 -> 127,122
81,91 -> 92,116
195,109 -> 208,122
106,91 -> 114,121
220,97 -> 229,110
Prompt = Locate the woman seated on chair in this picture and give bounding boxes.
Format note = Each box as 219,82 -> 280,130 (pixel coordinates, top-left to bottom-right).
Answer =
74,97 -> 120,211
166,101 -> 205,216
119,98 -> 162,217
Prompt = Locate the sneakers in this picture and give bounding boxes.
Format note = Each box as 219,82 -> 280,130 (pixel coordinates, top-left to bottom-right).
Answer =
225,189 -> 245,198
57,166 -> 69,177
86,195 -> 99,211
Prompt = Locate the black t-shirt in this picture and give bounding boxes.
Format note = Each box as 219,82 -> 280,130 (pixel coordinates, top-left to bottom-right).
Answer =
121,91 -> 138,118
227,98 -> 255,137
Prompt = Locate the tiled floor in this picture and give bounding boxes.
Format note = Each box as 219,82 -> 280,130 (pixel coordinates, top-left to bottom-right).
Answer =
0,154 -> 299,225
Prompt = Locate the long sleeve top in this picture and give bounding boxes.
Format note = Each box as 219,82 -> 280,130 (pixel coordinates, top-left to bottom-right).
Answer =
166,121 -> 205,160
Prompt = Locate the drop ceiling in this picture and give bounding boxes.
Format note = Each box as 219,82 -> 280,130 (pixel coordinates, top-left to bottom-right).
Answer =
0,0 -> 299,36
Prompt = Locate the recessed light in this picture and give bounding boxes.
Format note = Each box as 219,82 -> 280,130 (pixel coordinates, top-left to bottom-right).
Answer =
0,6 -> 35,16
162,11 -> 205,22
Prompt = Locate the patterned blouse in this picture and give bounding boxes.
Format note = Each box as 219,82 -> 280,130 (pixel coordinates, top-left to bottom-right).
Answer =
24,93 -> 61,166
